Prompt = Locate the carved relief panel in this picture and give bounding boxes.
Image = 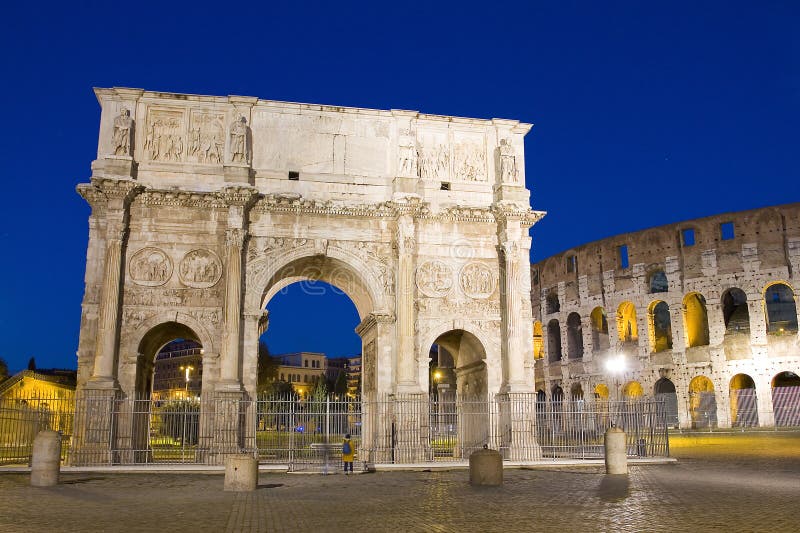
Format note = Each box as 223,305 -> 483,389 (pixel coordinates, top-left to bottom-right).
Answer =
179,249 -> 223,288
452,133 -> 487,182
188,111 -> 225,164
460,262 -> 496,299
144,108 -> 185,162
128,247 -> 173,286
416,260 -> 454,297
363,340 -> 376,394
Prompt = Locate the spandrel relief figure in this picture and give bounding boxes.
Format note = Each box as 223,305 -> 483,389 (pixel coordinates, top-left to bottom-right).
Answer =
498,138 -> 518,183
453,142 -> 486,182
112,109 -> 133,156
179,249 -> 222,288
229,116 -> 250,164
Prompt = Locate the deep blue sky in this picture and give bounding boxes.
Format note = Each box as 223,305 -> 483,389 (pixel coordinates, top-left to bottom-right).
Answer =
0,1 -> 797,371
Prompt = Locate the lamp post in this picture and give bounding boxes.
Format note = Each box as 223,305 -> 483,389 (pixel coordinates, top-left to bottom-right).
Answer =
605,354 -> 626,427
180,365 -> 194,398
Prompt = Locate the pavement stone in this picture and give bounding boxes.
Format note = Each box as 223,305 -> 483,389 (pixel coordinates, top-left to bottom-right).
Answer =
1,434 -> 798,532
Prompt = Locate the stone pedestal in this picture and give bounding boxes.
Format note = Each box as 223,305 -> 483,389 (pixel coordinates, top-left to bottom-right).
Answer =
469,447 -> 503,486
224,454 -> 258,491
224,164 -> 253,185
31,430 -> 61,487
91,156 -> 135,179
604,426 -> 628,475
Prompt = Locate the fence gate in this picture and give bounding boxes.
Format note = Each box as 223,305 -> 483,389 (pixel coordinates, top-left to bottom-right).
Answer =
255,395 -> 362,473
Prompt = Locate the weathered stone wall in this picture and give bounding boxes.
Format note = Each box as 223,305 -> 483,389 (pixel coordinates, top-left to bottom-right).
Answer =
531,203 -> 800,428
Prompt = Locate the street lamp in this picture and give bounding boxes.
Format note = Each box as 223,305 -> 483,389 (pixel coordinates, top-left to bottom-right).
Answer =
604,354 -> 626,401
180,365 -> 194,398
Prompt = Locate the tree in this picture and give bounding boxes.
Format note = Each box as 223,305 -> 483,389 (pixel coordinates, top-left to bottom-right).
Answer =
27,357 -> 36,371
256,341 -> 279,394
0,357 -> 8,383
332,370 -> 348,396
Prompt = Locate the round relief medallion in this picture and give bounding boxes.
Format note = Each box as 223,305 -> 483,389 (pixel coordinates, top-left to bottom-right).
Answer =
179,249 -> 222,288
129,247 -> 173,287
415,260 -> 454,297
460,262 -> 496,299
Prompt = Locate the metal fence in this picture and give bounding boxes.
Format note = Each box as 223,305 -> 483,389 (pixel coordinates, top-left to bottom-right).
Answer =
0,392 -> 679,467
535,399 -> 669,459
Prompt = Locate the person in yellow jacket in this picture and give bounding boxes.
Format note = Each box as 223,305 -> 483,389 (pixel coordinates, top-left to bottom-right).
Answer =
342,434 -> 355,474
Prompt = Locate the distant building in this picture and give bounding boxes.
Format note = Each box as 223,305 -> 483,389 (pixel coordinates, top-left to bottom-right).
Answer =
276,352 -> 327,397
326,357 -> 347,386
151,340 -> 203,400
0,369 -> 76,434
346,356 -> 362,397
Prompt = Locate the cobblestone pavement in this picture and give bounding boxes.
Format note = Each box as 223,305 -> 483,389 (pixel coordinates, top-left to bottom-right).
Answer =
2,434 -> 798,532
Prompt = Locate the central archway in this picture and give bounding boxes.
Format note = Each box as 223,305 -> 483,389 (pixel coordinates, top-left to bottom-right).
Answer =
245,249 -> 388,399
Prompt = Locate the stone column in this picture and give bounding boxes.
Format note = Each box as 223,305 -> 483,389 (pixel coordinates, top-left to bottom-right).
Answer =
86,179 -> 141,389
755,376 -> 775,427
394,213 -> 418,392
212,187 -> 258,463
746,295 -> 768,349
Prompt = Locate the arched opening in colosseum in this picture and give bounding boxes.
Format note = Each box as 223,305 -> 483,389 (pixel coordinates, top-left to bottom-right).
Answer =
622,381 -> 643,399
729,374 -> 758,427
546,290 -> 560,314
570,382 -> 584,403
771,371 -> 800,426
590,307 -> 609,352
764,282 -> 798,335
647,301 -> 672,353
533,321 -> 544,359
133,322 -> 206,463
683,293 -> 710,348
654,377 -> 679,427
566,312 -> 584,359
547,319 -> 562,362
648,270 -> 668,293
594,383 -> 609,400
689,375 -> 717,428
551,384 -> 564,430
616,302 -> 638,345
722,288 -> 750,336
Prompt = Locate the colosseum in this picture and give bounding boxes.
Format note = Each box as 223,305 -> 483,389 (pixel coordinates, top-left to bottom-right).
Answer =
531,203 -> 800,429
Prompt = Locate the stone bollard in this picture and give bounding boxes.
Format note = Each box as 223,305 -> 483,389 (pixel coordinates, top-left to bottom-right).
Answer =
224,454 -> 258,492
469,446 -> 503,486
604,426 -> 628,475
31,430 -> 61,487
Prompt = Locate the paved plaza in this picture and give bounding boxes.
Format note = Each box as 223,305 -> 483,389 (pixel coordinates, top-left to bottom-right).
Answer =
1,433 -> 798,532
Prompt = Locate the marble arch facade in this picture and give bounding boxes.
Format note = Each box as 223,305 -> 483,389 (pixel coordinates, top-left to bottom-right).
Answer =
73,87 -> 543,462
531,203 -> 800,428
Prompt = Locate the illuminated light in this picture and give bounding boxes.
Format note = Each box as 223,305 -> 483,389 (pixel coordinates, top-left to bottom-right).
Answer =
433,371 -> 442,381
605,354 -> 626,375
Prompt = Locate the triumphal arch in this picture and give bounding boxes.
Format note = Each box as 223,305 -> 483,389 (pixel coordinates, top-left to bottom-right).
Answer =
73,87 -> 544,464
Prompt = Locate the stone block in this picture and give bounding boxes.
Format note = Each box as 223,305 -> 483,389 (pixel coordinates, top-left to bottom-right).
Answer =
604,426 -> 627,475
224,454 -> 258,491
469,447 -> 503,486
31,430 -> 61,487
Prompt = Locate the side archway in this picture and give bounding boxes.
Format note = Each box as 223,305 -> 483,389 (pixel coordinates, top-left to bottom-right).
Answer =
689,375 -> 717,428
772,371 -> 800,426
730,374 -> 758,427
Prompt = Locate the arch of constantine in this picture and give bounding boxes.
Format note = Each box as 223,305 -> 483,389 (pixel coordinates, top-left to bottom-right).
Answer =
72,87 -> 544,464
532,203 -> 800,429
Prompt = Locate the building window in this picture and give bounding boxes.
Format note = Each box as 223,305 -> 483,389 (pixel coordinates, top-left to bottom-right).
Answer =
566,254 -> 577,274
618,245 -> 629,269
682,228 -> 695,246
304,360 -> 309,367
720,222 -> 735,240
288,171 -> 300,180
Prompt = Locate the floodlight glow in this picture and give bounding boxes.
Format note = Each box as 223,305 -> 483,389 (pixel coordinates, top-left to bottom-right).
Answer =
605,355 -> 626,374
